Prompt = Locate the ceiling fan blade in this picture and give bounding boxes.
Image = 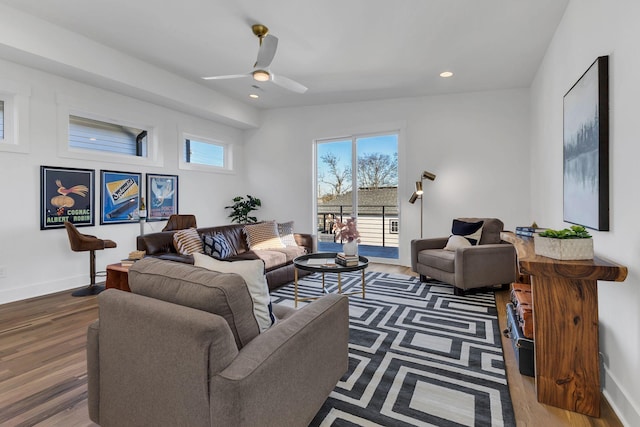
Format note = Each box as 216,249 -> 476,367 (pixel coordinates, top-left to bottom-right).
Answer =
271,73 -> 308,94
255,34 -> 278,69
202,74 -> 248,80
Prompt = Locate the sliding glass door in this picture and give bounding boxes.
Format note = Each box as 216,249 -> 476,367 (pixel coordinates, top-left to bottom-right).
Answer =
316,133 -> 398,259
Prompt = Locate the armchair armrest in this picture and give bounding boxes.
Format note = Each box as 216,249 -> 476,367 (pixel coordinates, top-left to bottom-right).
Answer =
411,237 -> 449,272
210,294 -> 349,427
454,244 -> 517,287
294,232 -> 315,253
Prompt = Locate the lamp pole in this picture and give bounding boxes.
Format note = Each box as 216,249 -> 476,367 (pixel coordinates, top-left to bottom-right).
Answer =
409,170 -> 436,239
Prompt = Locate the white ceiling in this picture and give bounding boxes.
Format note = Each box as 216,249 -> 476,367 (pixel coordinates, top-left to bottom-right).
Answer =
0,0 -> 569,110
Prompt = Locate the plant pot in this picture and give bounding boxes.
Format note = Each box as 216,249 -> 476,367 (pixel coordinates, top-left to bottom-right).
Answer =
534,235 -> 594,260
343,240 -> 358,256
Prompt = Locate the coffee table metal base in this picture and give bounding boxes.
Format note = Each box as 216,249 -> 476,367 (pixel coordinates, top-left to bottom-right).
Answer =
293,265 -> 367,308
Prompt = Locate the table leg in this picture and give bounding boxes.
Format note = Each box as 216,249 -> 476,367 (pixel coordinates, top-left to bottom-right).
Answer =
322,272 -> 325,292
362,269 -> 366,298
294,267 -> 299,308
338,272 -> 342,293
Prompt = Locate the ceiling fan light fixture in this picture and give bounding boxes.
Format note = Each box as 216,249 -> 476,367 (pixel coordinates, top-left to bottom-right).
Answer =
252,69 -> 270,82
440,71 -> 454,78
249,93 -> 259,99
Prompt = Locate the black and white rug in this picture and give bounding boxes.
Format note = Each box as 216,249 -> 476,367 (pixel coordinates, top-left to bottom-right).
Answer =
271,271 -> 515,427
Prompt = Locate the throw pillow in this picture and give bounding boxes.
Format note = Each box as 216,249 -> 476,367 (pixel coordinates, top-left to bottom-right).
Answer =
193,253 -> 275,332
202,232 -> 233,259
244,221 -> 286,250
277,221 -> 297,247
444,234 -> 472,251
451,219 -> 484,245
173,228 -> 204,255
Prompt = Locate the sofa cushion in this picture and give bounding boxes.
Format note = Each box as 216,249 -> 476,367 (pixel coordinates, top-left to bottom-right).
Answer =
173,228 -> 204,255
417,249 -> 455,273
278,221 -> 297,247
203,232 -> 233,259
193,253 -> 275,332
128,257 -> 259,348
452,219 -> 483,245
244,221 -> 286,250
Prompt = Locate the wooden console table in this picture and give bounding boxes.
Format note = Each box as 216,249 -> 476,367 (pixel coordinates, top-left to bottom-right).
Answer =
501,232 -> 627,417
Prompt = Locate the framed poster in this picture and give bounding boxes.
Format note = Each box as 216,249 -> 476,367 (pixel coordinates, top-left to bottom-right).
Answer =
40,166 -> 95,229
146,173 -> 178,221
100,170 -> 142,224
563,55 -> 609,231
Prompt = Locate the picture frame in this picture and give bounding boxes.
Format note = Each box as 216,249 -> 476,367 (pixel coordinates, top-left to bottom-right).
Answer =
146,173 -> 178,221
40,166 -> 95,230
100,170 -> 142,224
563,55 -> 609,231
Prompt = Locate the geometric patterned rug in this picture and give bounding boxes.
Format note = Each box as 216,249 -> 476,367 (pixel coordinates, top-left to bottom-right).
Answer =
270,271 -> 516,427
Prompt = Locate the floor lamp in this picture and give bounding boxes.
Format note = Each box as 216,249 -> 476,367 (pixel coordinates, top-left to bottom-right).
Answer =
409,170 -> 436,238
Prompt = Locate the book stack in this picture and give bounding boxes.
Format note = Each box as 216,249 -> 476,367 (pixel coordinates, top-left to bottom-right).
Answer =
335,252 -> 359,266
120,259 -> 136,267
515,226 -> 547,237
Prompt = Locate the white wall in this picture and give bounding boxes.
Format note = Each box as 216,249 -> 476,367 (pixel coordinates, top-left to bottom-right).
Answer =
243,89 -> 532,266
0,58 -> 247,304
530,1 -> 640,424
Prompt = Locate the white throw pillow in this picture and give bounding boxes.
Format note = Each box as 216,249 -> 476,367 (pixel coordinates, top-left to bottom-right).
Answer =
244,221 -> 286,250
444,234 -> 472,251
193,253 -> 275,332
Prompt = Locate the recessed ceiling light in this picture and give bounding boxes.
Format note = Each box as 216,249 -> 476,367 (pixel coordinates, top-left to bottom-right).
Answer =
440,71 -> 454,78
249,94 -> 259,99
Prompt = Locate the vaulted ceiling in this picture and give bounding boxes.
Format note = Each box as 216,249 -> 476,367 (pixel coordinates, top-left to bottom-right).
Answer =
0,0 -> 569,110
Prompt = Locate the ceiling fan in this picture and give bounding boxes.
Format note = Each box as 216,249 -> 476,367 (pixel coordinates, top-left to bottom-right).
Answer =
202,24 -> 308,94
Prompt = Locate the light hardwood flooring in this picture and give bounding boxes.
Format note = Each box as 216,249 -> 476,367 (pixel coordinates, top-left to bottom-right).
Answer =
0,263 -> 622,426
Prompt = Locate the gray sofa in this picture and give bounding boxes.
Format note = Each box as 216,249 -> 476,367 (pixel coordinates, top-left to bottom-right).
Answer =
87,258 -> 349,427
411,217 -> 517,295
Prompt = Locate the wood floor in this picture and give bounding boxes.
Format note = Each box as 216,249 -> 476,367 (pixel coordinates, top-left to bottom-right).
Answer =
0,263 -> 622,426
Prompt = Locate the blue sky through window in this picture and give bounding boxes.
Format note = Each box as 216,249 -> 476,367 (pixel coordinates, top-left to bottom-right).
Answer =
317,134 -> 398,196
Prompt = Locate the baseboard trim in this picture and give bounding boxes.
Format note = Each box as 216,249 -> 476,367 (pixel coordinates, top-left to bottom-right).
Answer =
0,274 -> 86,305
603,366 -> 640,427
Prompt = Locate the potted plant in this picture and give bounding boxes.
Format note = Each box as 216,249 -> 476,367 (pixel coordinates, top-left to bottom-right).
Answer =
225,195 -> 261,224
534,225 -> 593,260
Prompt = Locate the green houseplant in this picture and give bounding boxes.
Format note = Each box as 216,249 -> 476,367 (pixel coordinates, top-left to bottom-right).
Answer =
534,225 -> 593,260
225,195 -> 261,224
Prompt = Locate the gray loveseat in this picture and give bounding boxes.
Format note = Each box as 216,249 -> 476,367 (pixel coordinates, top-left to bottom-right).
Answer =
411,217 -> 517,295
87,258 -> 349,426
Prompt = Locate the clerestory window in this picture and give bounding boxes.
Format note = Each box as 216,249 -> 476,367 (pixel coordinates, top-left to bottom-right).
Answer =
69,115 -> 147,157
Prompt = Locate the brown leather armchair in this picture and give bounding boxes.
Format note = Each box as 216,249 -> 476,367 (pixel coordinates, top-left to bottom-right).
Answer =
64,221 -> 117,296
162,214 -> 197,231
411,218 -> 517,295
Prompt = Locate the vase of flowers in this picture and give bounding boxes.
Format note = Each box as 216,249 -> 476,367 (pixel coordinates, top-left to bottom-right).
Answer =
333,217 -> 361,256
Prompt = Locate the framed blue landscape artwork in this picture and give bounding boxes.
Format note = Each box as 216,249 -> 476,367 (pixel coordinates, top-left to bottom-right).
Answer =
563,56 -> 609,231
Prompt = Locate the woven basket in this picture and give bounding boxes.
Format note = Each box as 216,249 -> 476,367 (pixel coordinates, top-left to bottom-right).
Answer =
534,235 -> 594,260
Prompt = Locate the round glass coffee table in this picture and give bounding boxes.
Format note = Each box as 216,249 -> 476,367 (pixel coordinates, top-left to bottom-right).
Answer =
293,252 -> 369,307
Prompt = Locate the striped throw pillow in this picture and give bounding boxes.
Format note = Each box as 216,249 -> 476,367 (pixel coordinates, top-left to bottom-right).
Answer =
173,228 -> 204,255
244,221 -> 285,250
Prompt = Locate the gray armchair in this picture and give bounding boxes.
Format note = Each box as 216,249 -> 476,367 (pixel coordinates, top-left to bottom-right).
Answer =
411,217 -> 517,295
87,258 -> 349,427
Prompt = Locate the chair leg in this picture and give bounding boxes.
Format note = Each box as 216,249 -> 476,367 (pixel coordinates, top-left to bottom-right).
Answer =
72,250 -> 106,297
453,287 -> 466,296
